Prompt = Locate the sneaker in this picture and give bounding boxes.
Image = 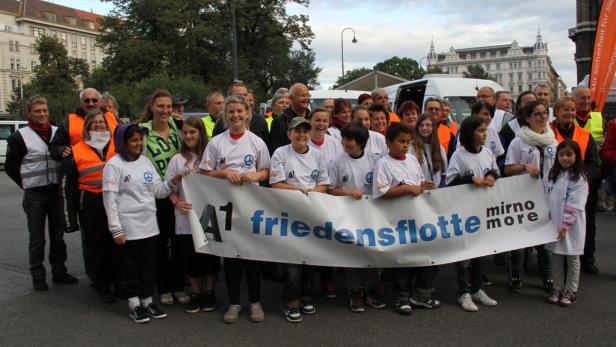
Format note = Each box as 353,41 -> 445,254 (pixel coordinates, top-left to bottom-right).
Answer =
300,300 -> 316,315
144,303 -> 167,319
395,299 -> 412,315
471,289 -> 498,307
159,293 -> 174,305
185,293 -> 202,314
349,290 -> 365,313
201,291 -> 217,312
33,279 -> 48,291
323,282 -> 337,299
283,306 -> 302,323
223,304 -> 241,324
510,277 -> 523,293
543,277 -> 555,292
559,291 -> 577,306
173,291 -> 190,305
365,295 -> 387,309
482,274 -> 492,286
457,293 -> 479,312
547,291 -> 560,304
249,302 -> 265,323
52,273 -> 78,284
130,306 -> 150,324
410,297 -> 441,309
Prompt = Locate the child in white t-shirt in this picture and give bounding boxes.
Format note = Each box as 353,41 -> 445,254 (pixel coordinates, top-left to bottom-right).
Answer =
102,124 -> 183,324
308,108 -> 342,164
328,122 -> 385,313
445,116 -> 499,312
199,95 -> 270,324
470,101 -> 505,159
165,117 -> 220,314
352,105 -> 388,161
270,117 -> 330,323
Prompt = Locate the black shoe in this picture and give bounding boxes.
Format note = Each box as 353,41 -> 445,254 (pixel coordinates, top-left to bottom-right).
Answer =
543,277 -> 555,292
582,263 -> 598,275
283,306 -> 302,323
52,273 -> 78,284
510,277 -> 523,293
395,300 -> 412,315
144,303 -> 167,319
201,291 -> 217,312
33,279 -> 48,291
410,297 -> 441,309
185,293 -> 203,314
300,299 -> 316,315
130,306 -> 150,324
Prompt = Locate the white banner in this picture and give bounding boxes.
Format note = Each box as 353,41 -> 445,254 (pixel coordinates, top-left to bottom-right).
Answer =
183,174 -> 556,268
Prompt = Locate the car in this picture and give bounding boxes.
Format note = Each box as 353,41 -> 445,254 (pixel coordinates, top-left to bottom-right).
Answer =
0,120 -> 28,168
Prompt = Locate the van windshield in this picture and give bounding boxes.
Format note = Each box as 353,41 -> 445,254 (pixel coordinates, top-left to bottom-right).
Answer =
447,96 -> 477,124
0,124 -> 13,140
311,99 -> 358,110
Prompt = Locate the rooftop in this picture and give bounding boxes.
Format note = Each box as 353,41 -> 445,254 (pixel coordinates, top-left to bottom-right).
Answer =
0,0 -> 105,31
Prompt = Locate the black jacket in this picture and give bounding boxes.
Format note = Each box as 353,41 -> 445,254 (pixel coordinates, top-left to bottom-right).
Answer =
267,107 -> 306,155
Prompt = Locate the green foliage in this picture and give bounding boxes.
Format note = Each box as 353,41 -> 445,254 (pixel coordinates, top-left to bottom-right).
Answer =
7,36 -> 90,122
426,65 -> 445,74
463,64 -> 493,80
373,56 -> 425,81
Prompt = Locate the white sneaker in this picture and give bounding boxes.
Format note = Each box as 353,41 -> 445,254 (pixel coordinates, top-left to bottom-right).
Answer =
472,289 -> 498,307
159,293 -> 174,305
457,293 -> 478,312
173,291 -> 190,305
223,305 -> 242,324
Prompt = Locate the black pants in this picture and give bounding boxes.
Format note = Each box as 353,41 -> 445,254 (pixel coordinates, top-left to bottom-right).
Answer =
283,264 -> 316,302
155,199 -> 183,294
224,258 -> 261,305
115,235 -> 158,299
176,235 -> 220,278
393,266 -> 438,301
456,258 -> 483,296
582,185 -> 599,266
80,191 -> 120,292
22,188 -> 67,280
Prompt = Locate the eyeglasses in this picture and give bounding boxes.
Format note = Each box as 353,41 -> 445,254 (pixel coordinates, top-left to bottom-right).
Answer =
531,111 -> 548,118
82,98 -> 99,104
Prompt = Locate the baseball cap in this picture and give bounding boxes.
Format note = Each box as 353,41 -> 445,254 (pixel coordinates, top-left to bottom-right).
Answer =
288,117 -> 311,130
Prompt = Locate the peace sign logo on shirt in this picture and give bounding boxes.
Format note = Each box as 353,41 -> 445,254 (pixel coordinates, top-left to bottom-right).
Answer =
244,154 -> 255,167
365,172 -> 373,184
143,171 -> 153,183
490,141 -> 496,152
547,147 -> 555,157
310,169 -> 319,182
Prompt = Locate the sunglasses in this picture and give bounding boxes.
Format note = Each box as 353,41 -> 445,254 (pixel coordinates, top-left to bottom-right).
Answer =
83,98 -> 99,104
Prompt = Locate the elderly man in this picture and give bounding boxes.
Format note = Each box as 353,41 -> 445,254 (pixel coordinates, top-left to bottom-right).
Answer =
424,97 -> 456,158
490,91 -> 515,131
202,92 -> 225,139
268,82 -> 311,154
535,84 -> 554,122
476,86 -> 496,105
575,86 -> 604,275
371,88 -> 400,124
265,88 -> 290,131
6,95 -> 78,290
212,82 -> 269,142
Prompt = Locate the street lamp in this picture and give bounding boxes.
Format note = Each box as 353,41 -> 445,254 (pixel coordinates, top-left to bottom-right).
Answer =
341,27 -> 357,80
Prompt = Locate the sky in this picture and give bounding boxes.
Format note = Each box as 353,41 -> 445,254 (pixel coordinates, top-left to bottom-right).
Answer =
55,0 -> 579,90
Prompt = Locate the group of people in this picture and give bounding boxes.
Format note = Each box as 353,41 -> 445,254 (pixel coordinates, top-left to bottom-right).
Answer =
5,80 -> 615,325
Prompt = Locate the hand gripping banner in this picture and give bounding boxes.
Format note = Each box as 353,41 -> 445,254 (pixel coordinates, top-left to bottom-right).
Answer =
183,174 -> 556,268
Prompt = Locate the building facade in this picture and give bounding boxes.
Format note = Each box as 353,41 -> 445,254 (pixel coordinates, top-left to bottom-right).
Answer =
427,30 -> 567,102
0,0 -> 104,114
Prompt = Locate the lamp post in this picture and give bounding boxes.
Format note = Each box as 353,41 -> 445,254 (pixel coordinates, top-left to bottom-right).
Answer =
340,27 -> 357,80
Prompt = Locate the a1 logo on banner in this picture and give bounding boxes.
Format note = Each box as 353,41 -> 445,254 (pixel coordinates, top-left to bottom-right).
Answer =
199,202 -> 233,243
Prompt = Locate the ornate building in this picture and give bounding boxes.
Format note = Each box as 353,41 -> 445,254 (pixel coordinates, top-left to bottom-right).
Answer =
427,29 -> 567,101
0,0 -> 105,114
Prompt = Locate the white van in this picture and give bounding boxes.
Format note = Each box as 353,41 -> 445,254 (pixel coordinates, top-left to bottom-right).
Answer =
0,120 -> 28,168
309,90 -> 369,110
388,75 -> 504,124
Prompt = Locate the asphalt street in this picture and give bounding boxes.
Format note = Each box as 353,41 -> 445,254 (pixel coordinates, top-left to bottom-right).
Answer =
0,171 -> 614,346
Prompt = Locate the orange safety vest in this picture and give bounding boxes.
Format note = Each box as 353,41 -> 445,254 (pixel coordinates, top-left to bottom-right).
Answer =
264,111 -> 273,119
551,124 -> 590,160
448,121 -> 459,135
73,140 -> 116,193
437,124 -> 452,153
68,112 -> 119,146
388,112 -> 400,125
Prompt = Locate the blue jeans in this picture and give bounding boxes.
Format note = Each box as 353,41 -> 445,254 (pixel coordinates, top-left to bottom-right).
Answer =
510,245 -> 552,279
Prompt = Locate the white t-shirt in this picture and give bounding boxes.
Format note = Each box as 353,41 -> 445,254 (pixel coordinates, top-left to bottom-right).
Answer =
200,130 -> 270,178
328,151 -> 378,195
166,152 -> 199,235
373,154 -> 425,199
328,127 -> 341,141
505,137 -> 557,178
445,146 -> 499,185
486,126 -> 505,157
365,130 -> 388,161
507,118 -> 522,137
309,135 -> 342,164
408,143 -> 448,188
270,145 -> 330,189
102,155 -> 174,240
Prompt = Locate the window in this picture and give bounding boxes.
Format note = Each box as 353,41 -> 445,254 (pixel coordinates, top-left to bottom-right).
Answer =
65,16 -> 77,26
529,84 -> 533,91
9,40 -> 13,51
466,54 -> 471,60
496,51 -> 501,57
86,21 -> 95,30
518,72 -> 523,81
30,44 -> 36,54
81,36 -> 86,49
50,30 -> 56,37
496,63 -> 501,69
476,53 -> 481,59
518,85 -> 523,93
4,25 -> 14,32
31,27 -> 45,37
486,52 -> 491,58
90,39 -> 95,51
10,59 -> 15,70
528,72 -> 533,80
16,59 -> 20,70
91,52 -> 96,63
509,72 -> 514,81
81,52 -> 86,60
12,79 -> 18,90
15,41 -> 19,52
31,61 -> 37,70
509,86 -> 514,93
71,34 -> 77,48
60,32 -> 67,45
43,11 -> 56,22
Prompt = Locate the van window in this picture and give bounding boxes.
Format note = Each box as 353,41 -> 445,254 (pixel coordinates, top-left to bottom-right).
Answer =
0,124 -> 14,140
311,98 -> 358,110
447,96 -> 476,124
394,82 -> 427,112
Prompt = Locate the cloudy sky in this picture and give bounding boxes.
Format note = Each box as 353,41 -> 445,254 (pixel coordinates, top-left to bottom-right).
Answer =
58,0 -> 579,89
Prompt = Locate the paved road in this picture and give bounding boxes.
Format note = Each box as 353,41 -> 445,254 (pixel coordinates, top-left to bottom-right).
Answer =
0,171 -> 614,346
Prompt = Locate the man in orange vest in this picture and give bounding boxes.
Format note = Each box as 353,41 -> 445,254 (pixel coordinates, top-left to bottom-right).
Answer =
424,97 -> 457,159
371,88 -> 400,124
440,99 -> 458,135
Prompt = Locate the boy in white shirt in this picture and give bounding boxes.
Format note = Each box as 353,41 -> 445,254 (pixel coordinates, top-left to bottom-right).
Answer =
270,117 -> 330,323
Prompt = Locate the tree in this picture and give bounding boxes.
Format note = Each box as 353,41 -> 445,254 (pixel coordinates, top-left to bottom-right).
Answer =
426,65 -> 445,74
8,36 -> 89,122
332,67 -> 373,89
463,64 -> 493,80
373,56 -> 425,81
